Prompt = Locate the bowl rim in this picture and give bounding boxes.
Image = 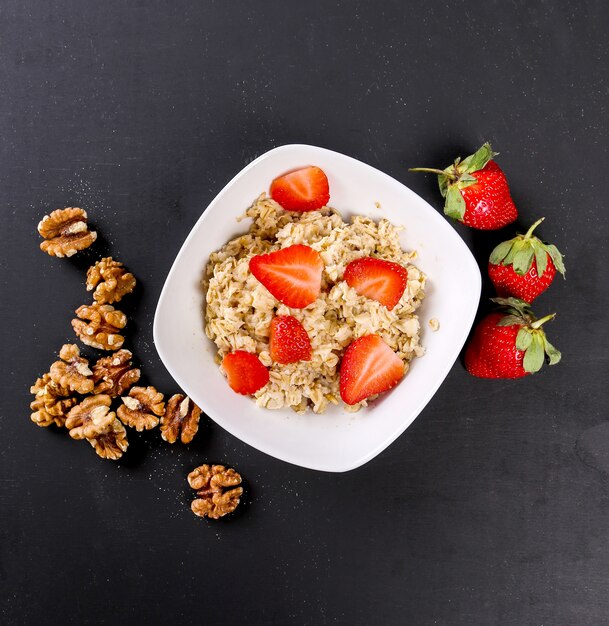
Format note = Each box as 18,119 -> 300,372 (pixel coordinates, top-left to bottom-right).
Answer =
153,143 -> 481,472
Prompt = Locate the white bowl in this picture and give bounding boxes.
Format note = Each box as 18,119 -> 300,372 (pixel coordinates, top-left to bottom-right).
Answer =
153,144 -> 480,472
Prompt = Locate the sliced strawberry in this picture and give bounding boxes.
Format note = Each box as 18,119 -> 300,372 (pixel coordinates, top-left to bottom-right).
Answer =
249,244 -> 323,309
222,351 -> 269,395
343,257 -> 408,310
270,315 -> 312,364
270,166 -> 330,212
339,335 -> 405,405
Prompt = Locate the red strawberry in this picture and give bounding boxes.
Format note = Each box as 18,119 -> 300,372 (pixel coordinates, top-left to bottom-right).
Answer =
222,351 -> 270,395
488,217 -> 565,302
339,335 -> 405,405
410,142 -> 518,230
465,298 -> 561,379
270,166 -> 330,212
343,257 -> 408,310
270,315 -> 312,364
249,244 -> 323,309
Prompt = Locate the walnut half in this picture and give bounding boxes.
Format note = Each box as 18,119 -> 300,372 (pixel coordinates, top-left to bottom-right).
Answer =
86,418 -> 129,460
160,394 -> 201,444
86,257 -> 136,305
117,386 -> 165,431
65,395 -> 114,440
49,344 -> 94,394
92,349 -> 140,397
72,303 -> 127,350
187,464 -> 243,519
30,374 -> 76,427
38,207 -> 97,257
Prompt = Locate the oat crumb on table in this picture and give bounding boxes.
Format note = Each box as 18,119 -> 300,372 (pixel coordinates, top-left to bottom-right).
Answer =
203,194 -> 427,414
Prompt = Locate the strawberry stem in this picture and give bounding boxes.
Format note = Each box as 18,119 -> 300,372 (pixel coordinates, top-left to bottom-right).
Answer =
409,167 -> 448,176
530,313 -> 556,329
524,217 -> 545,240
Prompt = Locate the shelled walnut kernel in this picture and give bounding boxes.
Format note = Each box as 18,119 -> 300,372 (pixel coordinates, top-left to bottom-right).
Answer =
30,374 -> 76,428
117,386 -> 165,431
65,395 -> 114,440
72,303 -> 127,350
86,418 -> 129,460
86,257 -> 136,304
37,207 -> 97,257
49,344 -> 94,394
187,464 -> 243,519
92,349 -> 140,397
160,394 -> 201,444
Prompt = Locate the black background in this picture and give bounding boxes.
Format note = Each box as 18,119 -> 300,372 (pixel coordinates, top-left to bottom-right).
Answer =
2,1 -> 609,625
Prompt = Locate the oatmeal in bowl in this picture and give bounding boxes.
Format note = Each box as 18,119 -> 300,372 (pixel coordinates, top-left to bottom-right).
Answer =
204,166 -> 426,414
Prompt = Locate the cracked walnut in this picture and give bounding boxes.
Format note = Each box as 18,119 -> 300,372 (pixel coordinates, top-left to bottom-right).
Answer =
187,464 -> 243,519
92,349 -> 140,397
72,303 -> 127,350
117,386 -> 165,431
86,257 -> 136,304
160,394 -> 201,444
65,394 -> 114,440
30,374 -> 76,427
49,344 -> 94,394
37,207 -> 97,257
86,418 -> 129,460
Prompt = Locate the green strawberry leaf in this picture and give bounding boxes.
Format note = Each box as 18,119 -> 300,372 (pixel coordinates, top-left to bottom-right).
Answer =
542,336 -> 562,365
513,246 -> 535,275
496,315 -> 524,327
523,334 -> 545,373
459,142 -> 498,174
444,185 -> 466,220
534,245 -> 548,277
489,240 -> 514,265
438,173 -> 449,198
544,243 -> 566,276
491,297 -> 532,316
516,328 -> 533,351
503,239 -> 525,265
457,173 -> 478,189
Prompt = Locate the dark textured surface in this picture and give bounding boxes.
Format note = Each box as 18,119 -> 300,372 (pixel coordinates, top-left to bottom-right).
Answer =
1,1 -> 609,624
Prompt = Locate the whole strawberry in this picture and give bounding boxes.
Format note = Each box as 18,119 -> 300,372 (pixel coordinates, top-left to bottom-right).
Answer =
410,142 -> 518,230
488,217 -> 565,303
465,298 -> 561,379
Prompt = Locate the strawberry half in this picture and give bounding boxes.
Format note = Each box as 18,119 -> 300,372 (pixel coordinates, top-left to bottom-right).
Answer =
465,298 -> 561,379
410,142 -> 518,230
339,334 -> 405,405
270,315 -> 312,364
488,217 -> 565,303
222,351 -> 270,395
270,166 -> 330,212
343,257 -> 408,310
249,244 -> 324,309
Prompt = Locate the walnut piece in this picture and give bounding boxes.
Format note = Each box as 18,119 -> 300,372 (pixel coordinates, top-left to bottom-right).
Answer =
117,386 -> 165,431
49,344 -> 94,394
160,394 -> 201,444
187,464 -> 243,519
86,417 -> 129,460
65,395 -> 114,440
72,303 -> 127,350
86,257 -> 136,304
92,349 -> 140,397
30,373 -> 76,427
38,207 -> 97,257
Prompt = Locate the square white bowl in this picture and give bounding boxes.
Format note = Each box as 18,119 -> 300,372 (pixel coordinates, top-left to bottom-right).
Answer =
153,144 -> 480,472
